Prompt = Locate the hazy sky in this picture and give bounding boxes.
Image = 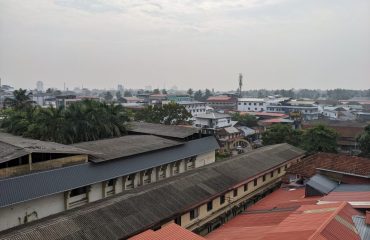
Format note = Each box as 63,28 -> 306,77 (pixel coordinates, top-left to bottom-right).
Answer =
0,0 -> 369,91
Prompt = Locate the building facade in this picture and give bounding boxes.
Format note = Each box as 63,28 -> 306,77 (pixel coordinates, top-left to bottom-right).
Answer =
237,98 -> 266,112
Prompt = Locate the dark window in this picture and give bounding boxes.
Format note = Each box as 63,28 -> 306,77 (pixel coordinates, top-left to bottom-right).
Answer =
190,208 -> 199,220
207,201 -> 213,211
254,179 -> 257,186
174,216 -> 181,226
263,175 -> 266,182
285,165 -> 288,170
107,179 -> 114,187
127,174 -> 135,181
244,184 -> 248,191
70,186 -> 87,197
233,189 -> 238,197
278,168 -> 281,174
270,171 -> 274,178
220,195 -> 225,205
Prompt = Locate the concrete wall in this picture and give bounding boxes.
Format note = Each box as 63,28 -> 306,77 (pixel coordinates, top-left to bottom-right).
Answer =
195,151 -> 215,168
0,193 -> 65,231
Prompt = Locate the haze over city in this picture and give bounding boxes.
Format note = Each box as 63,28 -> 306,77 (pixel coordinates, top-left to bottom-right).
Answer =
1,0 -> 369,90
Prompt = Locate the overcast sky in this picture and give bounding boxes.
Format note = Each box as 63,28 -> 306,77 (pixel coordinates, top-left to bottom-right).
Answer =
0,0 -> 369,91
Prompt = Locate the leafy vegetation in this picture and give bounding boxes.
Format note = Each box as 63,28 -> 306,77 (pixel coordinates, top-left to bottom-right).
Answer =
357,125 -> 370,157
134,102 -> 192,125
1,99 -> 131,144
301,125 -> 338,153
3,89 -> 34,109
231,113 -> 257,127
262,124 -> 302,147
262,124 -> 338,153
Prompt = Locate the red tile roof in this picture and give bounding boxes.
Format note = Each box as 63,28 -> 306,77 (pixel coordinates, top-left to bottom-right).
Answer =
286,152 -> 370,179
129,223 -> 206,240
206,188 -> 362,240
206,96 -> 234,102
366,211 -> 370,225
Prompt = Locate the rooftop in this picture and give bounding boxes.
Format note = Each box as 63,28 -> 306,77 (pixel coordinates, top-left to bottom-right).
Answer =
0,136 -> 219,208
73,135 -> 183,163
286,152 -> 370,179
319,184 -> 370,208
129,223 -> 206,240
195,112 -> 231,119
0,144 -> 304,240
0,132 -> 92,164
238,98 -> 265,102
207,190 -> 361,240
206,96 -> 233,101
128,122 -> 199,139
239,111 -> 289,118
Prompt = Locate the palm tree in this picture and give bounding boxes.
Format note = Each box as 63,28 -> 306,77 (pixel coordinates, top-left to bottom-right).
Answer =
3,89 -> 34,109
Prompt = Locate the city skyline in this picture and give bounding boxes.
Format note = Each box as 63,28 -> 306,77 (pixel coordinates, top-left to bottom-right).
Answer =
1,0 -> 369,90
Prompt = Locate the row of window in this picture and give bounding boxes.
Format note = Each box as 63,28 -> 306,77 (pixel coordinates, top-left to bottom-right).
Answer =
238,107 -> 264,111
238,102 -> 264,106
187,164 -> 289,222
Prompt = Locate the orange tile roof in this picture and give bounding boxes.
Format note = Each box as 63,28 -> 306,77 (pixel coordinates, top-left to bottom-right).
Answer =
320,192 -> 370,204
206,188 -> 362,240
129,223 -> 206,240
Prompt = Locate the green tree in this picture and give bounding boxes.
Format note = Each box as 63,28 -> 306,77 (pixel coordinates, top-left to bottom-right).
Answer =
3,89 -> 33,109
161,89 -> 167,94
0,100 -> 130,144
357,125 -> 370,157
301,125 -> 338,153
203,89 -> 213,101
104,91 -> 113,102
262,124 -> 302,147
187,88 -> 194,96
153,89 -> 160,94
231,113 -> 257,127
124,90 -> 132,97
194,90 -> 203,101
135,102 -> 191,125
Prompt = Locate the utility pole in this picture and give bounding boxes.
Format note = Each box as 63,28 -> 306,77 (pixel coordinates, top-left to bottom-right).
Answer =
238,73 -> 243,97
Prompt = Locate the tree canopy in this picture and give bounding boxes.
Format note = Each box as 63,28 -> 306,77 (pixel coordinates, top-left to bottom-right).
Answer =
3,89 -> 34,109
0,100 -> 131,144
301,125 -> 338,153
262,124 -> 338,153
261,124 -> 302,147
231,113 -> 257,127
135,102 -> 192,125
357,125 -> 370,157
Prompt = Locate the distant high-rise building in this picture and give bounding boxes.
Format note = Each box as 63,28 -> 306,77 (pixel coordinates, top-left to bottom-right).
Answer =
36,81 -> 44,92
117,84 -> 124,93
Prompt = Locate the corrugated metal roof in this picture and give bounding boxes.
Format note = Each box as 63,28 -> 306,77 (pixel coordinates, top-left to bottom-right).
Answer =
0,136 -> 219,208
352,216 -> 370,240
0,143 -> 304,240
128,122 -> 200,139
0,132 -> 92,163
72,135 -> 183,162
306,174 -> 338,195
129,223 -> 206,240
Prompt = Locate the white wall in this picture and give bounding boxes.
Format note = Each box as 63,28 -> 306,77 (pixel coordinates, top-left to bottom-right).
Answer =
195,151 -> 216,168
0,193 -> 65,231
237,101 -> 266,112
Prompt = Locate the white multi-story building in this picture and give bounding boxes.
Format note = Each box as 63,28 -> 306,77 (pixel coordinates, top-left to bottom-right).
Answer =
0,133 -> 219,231
177,101 -> 207,118
237,98 -> 266,112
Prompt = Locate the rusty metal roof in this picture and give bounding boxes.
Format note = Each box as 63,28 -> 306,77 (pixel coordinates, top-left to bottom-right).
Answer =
0,132 -> 92,163
128,122 -> 200,139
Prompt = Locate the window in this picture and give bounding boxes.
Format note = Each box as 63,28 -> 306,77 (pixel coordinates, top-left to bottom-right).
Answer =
244,183 -> 248,192
278,168 -> 281,174
244,102 -> 246,105
285,164 -> 288,170
220,195 -> 225,205
233,189 -> 238,197
70,186 -> 87,197
254,179 -> 257,186
254,103 -> 257,105
107,179 -> 115,187
207,201 -> 213,211
174,216 -> 181,226
190,208 -> 199,220
263,175 -> 266,182
270,171 -> 274,178
259,103 -> 263,106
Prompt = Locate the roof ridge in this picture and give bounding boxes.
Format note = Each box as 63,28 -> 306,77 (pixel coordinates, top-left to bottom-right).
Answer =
307,201 -> 348,240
